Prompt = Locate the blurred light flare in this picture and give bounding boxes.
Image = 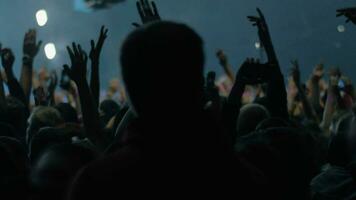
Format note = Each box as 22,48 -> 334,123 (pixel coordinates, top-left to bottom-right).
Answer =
337,25 -> 345,33
36,9 -> 48,26
44,43 -> 56,60
255,42 -> 261,49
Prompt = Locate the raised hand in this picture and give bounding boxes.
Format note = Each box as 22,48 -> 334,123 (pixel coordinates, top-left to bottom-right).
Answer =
337,7 -> 356,24
312,64 -> 324,80
216,49 -> 235,82
236,58 -> 268,84
290,60 -> 301,85
89,26 -> 107,107
1,48 -> 15,72
64,43 -> 88,84
90,26 -> 108,63
23,29 -> 42,59
133,0 -> 161,27
248,8 -> 277,63
216,49 -> 228,66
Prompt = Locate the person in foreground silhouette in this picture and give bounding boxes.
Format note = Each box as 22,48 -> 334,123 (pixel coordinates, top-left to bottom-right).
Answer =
68,1 -> 266,199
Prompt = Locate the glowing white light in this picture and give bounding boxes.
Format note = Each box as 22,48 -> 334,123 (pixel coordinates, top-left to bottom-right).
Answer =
255,42 -> 261,49
44,43 -> 56,60
337,25 -> 345,33
36,9 -> 48,27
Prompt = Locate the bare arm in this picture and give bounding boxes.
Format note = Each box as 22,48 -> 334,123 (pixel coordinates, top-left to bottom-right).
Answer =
291,60 -> 318,122
248,8 -> 288,119
65,43 -> 108,151
1,48 -> 28,107
20,29 -> 42,105
89,26 -> 108,107
320,77 -> 339,135
216,50 -> 235,83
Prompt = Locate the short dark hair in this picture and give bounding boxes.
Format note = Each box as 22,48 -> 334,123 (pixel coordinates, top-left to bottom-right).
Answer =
120,21 -> 205,116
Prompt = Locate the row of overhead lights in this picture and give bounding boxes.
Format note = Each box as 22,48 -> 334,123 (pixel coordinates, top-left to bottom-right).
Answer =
36,9 -> 56,60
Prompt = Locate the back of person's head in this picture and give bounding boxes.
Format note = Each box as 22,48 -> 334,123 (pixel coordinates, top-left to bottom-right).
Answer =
0,138 -> 29,199
30,143 -> 97,200
55,103 -> 79,124
327,113 -> 354,166
26,106 -> 63,147
121,21 -> 205,117
4,96 -> 29,139
29,127 -> 76,162
236,104 -> 270,137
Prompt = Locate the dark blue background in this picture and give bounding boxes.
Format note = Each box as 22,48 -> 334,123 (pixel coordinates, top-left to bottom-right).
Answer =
0,0 -> 355,87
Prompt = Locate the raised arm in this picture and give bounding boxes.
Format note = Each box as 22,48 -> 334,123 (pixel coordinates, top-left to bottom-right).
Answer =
216,50 -> 235,83
223,59 -> 266,144
20,29 -> 42,104
248,8 -> 288,119
308,64 -> 326,116
89,26 -> 108,107
64,43 -> 108,151
291,60 -> 318,122
1,48 -> 28,106
320,76 -> 339,136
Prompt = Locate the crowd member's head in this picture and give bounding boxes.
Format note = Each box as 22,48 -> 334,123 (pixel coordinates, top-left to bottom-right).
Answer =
26,106 -> 63,147
30,144 -> 97,200
55,103 -> 79,124
236,104 -> 270,137
0,137 -> 29,199
121,21 -> 205,118
29,127 -> 73,162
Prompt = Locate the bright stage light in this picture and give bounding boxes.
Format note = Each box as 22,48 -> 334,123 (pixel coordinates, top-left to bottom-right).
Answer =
44,43 -> 56,60
36,9 -> 48,27
337,25 -> 345,33
255,42 -> 261,49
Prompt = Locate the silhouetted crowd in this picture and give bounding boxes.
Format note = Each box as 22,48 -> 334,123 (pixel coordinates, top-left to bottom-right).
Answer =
1,1 -> 356,199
